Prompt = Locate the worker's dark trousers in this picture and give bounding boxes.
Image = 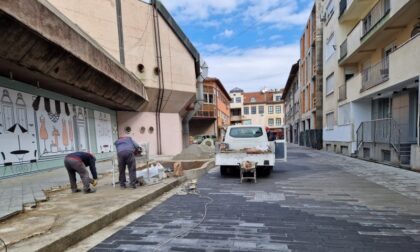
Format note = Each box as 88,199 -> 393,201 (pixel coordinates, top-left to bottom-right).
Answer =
117,150 -> 137,186
64,157 -> 93,192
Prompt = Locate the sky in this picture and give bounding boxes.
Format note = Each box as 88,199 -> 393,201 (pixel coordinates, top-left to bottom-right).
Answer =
159,0 -> 314,92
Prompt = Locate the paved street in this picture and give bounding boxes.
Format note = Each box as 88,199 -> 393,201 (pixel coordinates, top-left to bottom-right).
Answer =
91,146 -> 420,252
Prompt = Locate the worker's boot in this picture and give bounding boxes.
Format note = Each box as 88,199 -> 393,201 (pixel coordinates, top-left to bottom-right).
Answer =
84,188 -> 96,194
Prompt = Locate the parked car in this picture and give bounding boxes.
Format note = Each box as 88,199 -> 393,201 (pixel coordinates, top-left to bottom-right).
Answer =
193,135 -> 216,144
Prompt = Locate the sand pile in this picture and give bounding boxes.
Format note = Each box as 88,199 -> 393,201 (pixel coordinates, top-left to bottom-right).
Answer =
173,144 -> 214,160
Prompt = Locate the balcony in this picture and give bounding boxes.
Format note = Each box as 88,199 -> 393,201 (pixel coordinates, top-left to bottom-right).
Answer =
338,83 -> 347,102
388,34 -> 420,86
193,104 -> 216,119
340,0 -> 416,66
361,57 -> 389,91
339,0 -> 375,23
361,0 -> 390,38
230,115 -> 244,122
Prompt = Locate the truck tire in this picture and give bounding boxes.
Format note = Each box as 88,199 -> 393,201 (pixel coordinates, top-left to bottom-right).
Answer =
220,166 -> 228,176
259,166 -> 273,177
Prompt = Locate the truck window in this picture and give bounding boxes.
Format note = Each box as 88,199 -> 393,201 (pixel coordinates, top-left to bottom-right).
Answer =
229,127 -> 263,138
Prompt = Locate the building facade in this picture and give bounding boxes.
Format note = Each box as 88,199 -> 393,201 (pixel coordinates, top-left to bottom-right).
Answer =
48,0 -> 202,156
229,87 -> 245,125
241,90 -> 285,137
0,0 -> 202,178
322,0 -> 420,169
0,0 -> 148,178
299,1 -> 324,149
283,62 -> 301,144
189,77 -> 231,141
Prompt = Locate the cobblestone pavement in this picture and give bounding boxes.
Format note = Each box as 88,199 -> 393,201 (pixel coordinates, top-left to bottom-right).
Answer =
91,146 -> 420,252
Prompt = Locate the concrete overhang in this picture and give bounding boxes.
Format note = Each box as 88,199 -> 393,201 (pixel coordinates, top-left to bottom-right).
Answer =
0,0 -> 148,111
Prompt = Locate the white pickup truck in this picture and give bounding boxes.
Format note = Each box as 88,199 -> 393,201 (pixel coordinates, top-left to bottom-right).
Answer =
216,125 -> 276,177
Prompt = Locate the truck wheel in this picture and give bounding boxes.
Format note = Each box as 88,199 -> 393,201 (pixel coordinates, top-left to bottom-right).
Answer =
220,166 -> 228,176
259,166 -> 272,177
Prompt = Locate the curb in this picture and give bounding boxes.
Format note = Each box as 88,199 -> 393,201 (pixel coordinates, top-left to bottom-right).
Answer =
184,160 -> 215,180
36,177 -> 186,252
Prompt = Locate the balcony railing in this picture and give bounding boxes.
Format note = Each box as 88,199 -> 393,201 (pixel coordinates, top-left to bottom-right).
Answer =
338,83 -> 347,102
339,39 -> 348,60
356,118 -> 400,153
230,115 -> 243,122
361,56 -> 389,91
362,0 -> 390,38
339,0 -> 347,18
194,110 -> 216,118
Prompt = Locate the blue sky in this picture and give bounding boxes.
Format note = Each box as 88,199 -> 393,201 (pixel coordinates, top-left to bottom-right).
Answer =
159,0 -> 314,92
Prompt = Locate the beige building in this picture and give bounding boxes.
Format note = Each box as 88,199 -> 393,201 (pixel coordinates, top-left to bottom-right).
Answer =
283,62 -> 301,144
229,89 -> 285,138
322,0 -> 420,169
48,0 -> 204,156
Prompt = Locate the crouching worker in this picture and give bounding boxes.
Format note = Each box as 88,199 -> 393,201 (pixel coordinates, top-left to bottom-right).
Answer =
64,152 -> 98,194
114,136 -> 141,189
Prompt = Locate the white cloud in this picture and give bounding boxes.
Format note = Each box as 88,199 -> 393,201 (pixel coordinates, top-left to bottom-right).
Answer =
269,34 -> 282,41
159,0 -> 245,21
245,0 -> 313,27
159,0 -> 312,28
204,44 -> 300,91
217,29 -> 235,38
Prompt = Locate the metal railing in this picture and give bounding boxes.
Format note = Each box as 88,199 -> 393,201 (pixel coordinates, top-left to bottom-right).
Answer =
339,0 -> 347,18
361,56 -> 389,91
338,83 -> 347,101
194,110 -> 216,118
339,39 -> 347,60
362,0 -> 390,37
356,118 -> 400,153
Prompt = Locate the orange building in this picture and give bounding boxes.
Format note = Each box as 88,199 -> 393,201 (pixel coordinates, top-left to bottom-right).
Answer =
189,77 -> 231,141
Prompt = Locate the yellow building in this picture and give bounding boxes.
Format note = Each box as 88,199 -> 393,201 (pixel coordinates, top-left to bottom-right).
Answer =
322,0 -> 420,169
230,88 -> 285,137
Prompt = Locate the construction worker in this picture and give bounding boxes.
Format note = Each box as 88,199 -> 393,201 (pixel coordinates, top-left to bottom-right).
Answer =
64,152 -> 97,193
114,136 -> 141,189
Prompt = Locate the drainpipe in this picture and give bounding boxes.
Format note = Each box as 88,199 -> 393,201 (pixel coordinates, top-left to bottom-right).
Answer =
182,60 -> 208,148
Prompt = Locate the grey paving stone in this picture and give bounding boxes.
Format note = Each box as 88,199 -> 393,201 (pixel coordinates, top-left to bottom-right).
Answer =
92,146 -> 420,251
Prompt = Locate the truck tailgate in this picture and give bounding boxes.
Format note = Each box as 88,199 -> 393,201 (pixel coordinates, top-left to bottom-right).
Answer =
215,152 -> 275,166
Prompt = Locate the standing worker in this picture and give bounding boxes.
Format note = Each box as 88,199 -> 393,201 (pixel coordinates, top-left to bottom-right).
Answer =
114,136 -> 141,189
64,152 -> 98,193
